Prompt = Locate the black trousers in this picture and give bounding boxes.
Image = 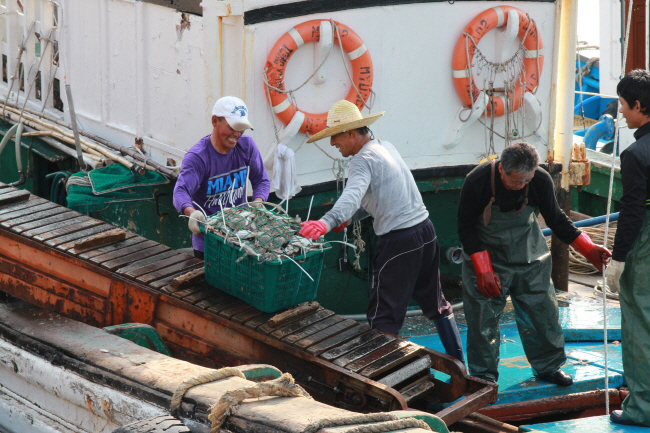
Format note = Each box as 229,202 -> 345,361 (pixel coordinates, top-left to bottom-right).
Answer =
367,218 -> 453,334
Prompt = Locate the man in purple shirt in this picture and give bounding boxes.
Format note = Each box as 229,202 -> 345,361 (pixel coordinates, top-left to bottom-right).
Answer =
173,96 -> 270,258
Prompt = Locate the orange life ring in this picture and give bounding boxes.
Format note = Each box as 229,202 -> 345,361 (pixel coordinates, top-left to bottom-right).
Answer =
264,20 -> 374,135
451,6 -> 544,117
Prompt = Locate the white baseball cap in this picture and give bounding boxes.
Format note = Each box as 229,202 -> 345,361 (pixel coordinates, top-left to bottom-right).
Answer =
212,96 -> 253,131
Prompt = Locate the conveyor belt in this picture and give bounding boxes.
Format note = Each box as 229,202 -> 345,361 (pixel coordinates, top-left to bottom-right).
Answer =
0,184 -> 496,425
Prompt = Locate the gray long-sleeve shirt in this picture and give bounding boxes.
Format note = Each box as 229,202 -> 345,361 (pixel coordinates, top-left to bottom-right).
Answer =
320,139 -> 429,236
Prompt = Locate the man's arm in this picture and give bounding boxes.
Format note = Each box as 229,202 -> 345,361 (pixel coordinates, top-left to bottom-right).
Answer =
457,168 -> 489,255
247,141 -> 270,201
535,169 -> 581,244
320,158 -> 372,231
173,153 -> 204,215
613,150 -> 648,261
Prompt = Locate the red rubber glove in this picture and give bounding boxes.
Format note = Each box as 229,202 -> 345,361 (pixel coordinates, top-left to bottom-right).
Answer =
300,220 -> 328,240
570,232 -> 612,272
332,221 -> 348,233
470,251 -> 502,298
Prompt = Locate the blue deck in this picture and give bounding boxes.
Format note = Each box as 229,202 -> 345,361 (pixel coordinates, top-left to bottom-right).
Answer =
406,306 -> 624,406
521,415 -> 649,432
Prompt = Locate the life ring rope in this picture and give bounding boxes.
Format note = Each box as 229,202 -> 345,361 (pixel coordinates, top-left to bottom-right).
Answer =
264,19 -> 374,136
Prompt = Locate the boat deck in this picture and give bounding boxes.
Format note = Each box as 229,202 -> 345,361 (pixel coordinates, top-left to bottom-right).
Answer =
404,275 -> 628,428
522,415 -> 648,432
0,183 -> 494,426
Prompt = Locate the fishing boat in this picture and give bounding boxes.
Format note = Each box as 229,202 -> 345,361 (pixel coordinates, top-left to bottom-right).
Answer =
0,0 -> 646,431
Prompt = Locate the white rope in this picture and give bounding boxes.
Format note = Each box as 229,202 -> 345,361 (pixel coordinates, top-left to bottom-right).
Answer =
599,0 -> 634,415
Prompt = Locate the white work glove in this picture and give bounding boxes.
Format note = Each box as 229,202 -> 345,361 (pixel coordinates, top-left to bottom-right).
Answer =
606,260 -> 625,293
249,200 -> 265,209
188,210 -> 206,235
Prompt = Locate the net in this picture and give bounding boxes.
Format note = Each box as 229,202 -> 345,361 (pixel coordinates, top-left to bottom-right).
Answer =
66,163 -> 169,213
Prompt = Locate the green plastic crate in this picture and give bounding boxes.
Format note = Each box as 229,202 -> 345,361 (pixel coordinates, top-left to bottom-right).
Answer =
204,231 -> 329,313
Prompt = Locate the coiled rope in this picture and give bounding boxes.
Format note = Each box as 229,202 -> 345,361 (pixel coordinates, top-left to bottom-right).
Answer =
208,373 -> 311,433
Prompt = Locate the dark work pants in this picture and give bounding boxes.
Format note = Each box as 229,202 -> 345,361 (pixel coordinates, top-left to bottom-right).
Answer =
367,218 -> 453,335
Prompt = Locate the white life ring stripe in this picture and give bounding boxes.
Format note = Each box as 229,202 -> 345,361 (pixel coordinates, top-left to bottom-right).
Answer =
494,6 -> 505,27
272,98 -> 292,114
452,69 -> 471,79
288,28 -> 305,48
347,43 -> 367,60
524,48 -> 544,59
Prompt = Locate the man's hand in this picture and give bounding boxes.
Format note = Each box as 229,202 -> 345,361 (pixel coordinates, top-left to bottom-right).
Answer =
332,221 -> 348,233
469,250 -> 502,298
570,232 -> 612,272
188,210 -> 206,235
606,260 -> 625,293
249,199 -> 265,209
300,220 -> 328,240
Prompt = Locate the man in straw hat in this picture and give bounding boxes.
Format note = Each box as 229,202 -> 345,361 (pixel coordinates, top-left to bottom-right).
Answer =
299,100 -> 464,363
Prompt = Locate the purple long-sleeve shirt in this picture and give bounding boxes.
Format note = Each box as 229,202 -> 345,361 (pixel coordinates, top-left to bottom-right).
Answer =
173,134 -> 270,251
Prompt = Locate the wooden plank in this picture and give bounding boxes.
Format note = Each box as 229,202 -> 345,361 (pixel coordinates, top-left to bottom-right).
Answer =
27,216 -> 99,241
191,288 -> 233,306
101,245 -> 171,271
0,201 -> 59,223
231,306 -> 265,325
10,210 -> 80,233
358,344 -> 421,378
266,302 -> 321,329
0,190 -> 29,206
0,196 -> 46,215
321,331 -> 391,362
293,318 -> 359,350
116,250 -> 180,278
89,240 -> 160,264
282,316 -> 345,345
169,268 -> 205,291
73,228 -> 126,252
242,311 -> 277,330
52,224 -> 117,249
205,296 -> 242,314
331,334 -> 396,368
307,325 -> 370,356
265,309 -> 333,337
345,340 -> 412,373
136,258 -> 202,284
76,232 -> 140,259
181,287 -> 217,305
218,303 -> 255,320
378,356 -> 432,388
147,265 -> 203,290
124,253 -> 195,279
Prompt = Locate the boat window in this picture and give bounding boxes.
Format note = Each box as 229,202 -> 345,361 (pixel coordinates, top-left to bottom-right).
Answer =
53,77 -> 63,112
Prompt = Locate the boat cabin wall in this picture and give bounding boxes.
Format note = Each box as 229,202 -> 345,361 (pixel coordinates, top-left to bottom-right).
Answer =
0,0 -> 560,188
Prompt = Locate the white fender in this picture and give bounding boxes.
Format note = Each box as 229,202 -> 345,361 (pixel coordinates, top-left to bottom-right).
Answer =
524,92 -> 546,140
314,21 -> 333,85
496,9 -> 520,63
444,91 -> 488,149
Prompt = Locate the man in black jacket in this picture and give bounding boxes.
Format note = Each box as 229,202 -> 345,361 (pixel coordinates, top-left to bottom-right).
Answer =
608,69 -> 650,427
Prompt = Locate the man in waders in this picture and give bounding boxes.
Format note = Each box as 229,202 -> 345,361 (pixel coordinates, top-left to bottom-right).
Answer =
457,142 -> 611,385
607,70 -> 650,427
299,100 -> 464,364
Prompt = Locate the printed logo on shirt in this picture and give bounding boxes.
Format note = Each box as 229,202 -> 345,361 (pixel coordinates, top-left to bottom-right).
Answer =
232,106 -> 247,117
204,166 -> 248,209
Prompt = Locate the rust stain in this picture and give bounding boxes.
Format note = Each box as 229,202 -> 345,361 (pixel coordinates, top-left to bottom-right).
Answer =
85,395 -> 95,414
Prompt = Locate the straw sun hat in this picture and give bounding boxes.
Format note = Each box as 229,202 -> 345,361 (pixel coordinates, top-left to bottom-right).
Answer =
306,100 -> 385,143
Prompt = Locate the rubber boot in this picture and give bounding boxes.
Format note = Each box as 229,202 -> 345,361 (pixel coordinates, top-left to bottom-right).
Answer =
433,314 -> 465,364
